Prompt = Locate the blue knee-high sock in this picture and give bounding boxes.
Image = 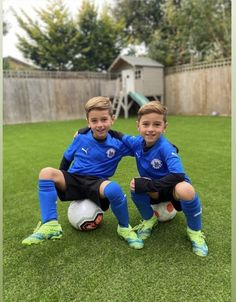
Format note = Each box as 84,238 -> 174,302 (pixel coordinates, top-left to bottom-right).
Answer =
180,193 -> 202,231
131,191 -> 154,220
38,179 -> 58,223
104,182 -> 129,227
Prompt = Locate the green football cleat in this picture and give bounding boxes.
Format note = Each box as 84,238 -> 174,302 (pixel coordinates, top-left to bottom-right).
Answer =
117,224 -> 144,249
187,227 -> 208,257
22,220 -> 63,246
134,214 -> 158,240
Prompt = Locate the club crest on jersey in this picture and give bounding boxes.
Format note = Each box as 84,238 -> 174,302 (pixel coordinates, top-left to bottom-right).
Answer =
106,148 -> 116,158
151,158 -> 162,169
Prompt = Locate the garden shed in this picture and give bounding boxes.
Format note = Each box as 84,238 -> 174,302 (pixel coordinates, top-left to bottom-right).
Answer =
108,55 -> 164,101
101,55 -> 164,118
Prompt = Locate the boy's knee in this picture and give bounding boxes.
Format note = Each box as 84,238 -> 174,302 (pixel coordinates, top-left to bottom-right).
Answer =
174,181 -> 195,201
99,180 -> 111,198
39,167 -> 55,179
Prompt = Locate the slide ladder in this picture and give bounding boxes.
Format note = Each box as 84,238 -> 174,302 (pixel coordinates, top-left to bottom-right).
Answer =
112,78 -> 125,119
112,91 -> 125,119
112,85 -> 150,119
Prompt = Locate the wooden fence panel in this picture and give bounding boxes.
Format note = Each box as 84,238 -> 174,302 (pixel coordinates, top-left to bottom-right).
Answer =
3,59 -> 231,124
3,77 -> 107,124
165,61 -> 231,116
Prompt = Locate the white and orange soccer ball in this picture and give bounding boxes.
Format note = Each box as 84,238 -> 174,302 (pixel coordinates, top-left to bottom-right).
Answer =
68,199 -> 103,231
151,201 -> 177,222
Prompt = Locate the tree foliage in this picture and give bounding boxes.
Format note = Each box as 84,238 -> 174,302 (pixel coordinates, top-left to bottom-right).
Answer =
13,0 -> 125,71
112,0 -> 165,45
112,0 -> 231,66
149,0 -> 231,66
73,2 -> 124,71
3,8 -> 10,69
13,0 -> 231,69
3,7 -> 9,36
13,0 -> 79,70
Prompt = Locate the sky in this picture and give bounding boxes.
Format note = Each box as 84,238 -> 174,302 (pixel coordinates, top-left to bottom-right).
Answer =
3,0 -> 115,63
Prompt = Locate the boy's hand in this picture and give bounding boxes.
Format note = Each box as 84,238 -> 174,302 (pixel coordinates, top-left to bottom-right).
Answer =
130,179 -> 135,191
74,127 -> 90,138
73,131 -> 79,138
130,177 -> 152,192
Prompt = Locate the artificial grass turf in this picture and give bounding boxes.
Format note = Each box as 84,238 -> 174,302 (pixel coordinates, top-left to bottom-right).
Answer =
3,116 -> 231,302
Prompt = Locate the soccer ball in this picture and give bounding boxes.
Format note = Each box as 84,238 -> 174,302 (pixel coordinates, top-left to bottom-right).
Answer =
151,201 -> 177,222
67,199 -> 103,231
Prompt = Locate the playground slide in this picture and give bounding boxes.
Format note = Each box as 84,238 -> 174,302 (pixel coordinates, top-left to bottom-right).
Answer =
128,91 -> 149,107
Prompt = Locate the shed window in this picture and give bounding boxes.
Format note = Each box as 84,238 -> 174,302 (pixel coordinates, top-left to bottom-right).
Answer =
135,69 -> 142,79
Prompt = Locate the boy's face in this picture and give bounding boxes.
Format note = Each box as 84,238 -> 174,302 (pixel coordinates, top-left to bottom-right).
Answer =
87,109 -> 114,140
137,113 -> 166,147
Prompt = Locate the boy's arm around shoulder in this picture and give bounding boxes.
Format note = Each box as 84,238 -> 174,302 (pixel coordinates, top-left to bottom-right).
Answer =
76,127 -> 136,155
121,133 -> 141,151
111,131 -> 141,157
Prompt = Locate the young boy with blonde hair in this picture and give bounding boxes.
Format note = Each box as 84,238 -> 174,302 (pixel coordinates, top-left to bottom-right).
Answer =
121,101 -> 208,256
22,96 -> 144,249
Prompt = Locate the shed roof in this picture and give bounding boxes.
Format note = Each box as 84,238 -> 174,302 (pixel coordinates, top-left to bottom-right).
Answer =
4,56 -> 36,68
108,55 -> 164,72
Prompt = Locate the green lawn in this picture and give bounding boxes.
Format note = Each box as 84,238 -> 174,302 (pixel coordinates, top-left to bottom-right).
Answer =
3,116 -> 231,302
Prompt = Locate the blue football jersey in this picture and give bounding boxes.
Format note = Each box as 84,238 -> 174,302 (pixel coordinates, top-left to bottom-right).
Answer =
64,130 -> 134,178
122,134 -> 190,182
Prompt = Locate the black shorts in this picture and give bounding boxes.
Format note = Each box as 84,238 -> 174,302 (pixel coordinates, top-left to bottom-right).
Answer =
57,171 -> 110,211
150,187 -> 182,212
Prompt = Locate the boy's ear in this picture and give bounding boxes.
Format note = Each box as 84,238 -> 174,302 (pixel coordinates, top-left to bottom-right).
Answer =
86,118 -> 91,128
111,114 -> 116,123
136,120 -> 139,129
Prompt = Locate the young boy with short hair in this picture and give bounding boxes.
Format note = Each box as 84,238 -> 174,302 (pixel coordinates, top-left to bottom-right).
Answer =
121,101 -> 208,257
22,96 -> 144,249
